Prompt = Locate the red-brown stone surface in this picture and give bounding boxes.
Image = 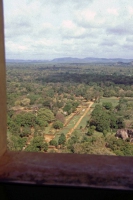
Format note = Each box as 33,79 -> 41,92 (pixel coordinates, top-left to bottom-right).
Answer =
0,151 -> 133,190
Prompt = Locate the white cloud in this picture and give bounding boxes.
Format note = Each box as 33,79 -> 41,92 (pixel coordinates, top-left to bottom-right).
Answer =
107,8 -> 119,16
3,0 -> 133,59
79,9 -> 96,21
128,6 -> 133,15
60,20 -> 86,39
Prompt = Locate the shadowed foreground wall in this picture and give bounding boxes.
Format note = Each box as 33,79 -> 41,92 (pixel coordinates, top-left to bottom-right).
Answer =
0,0 -> 6,157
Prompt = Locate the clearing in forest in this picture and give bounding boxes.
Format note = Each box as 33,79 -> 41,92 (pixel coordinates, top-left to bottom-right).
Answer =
53,101 -> 94,141
66,101 -> 94,138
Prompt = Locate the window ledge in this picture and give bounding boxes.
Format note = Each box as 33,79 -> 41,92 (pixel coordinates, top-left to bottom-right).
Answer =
0,151 -> 133,190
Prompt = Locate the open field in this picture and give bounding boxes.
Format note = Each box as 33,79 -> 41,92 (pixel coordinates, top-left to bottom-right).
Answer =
99,97 -> 119,107
76,108 -> 93,129
59,102 -> 93,138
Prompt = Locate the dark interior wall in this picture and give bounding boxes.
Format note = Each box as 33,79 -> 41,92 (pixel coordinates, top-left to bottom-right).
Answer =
0,0 -> 7,157
1,183 -> 133,200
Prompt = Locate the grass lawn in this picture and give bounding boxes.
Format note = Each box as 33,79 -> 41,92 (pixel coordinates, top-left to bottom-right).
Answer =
65,114 -> 82,129
99,97 -> 119,107
76,109 -> 93,129
124,97 -> 133,101
70,129 -> 81,137
93,130 -> 115,137
57,128 -> 69,135
53,134 -> 59,142
93,131 -> 103,137
44,126 -> 51,134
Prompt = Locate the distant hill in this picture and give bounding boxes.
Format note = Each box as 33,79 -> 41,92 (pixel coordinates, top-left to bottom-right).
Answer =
51,57 -> 133,63
51,57 -> 81,63
6,57 -> 133,64
6,59 -> 49,63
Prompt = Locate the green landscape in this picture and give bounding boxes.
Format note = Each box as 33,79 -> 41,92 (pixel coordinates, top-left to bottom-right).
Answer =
6,61 -> 133,156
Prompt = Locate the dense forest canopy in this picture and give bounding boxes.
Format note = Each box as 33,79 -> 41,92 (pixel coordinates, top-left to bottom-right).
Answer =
6,62 -> 133,155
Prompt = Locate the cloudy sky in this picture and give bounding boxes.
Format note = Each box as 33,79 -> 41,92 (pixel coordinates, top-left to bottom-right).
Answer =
3,0 -> 133,60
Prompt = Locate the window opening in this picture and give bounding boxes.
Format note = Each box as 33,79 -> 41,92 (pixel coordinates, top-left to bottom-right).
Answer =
3,0 -> 133,156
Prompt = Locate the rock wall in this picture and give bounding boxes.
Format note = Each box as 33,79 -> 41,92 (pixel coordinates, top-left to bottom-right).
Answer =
115,129 -> 133,142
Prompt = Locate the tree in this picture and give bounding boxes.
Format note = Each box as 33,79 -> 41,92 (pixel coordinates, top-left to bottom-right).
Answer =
96,113 -> 110,132
14,112 -> 36,127
110,113 -> 118,129
90,105 -> 110,132
103,130 -> 107,137
37,108 -> 55,123
63,103 -> 72,115
53,121 -> 63,129
87,126 -> 96,136
29,94 -> 39,105
20,126 -> 31,137
7,135 -> 26,151
36,108 -> 55,128
58,133 -> 66,145
7,118 -> 20,134
56,101 -> 64,108
36,118 -> 48,128
106,136 -> 133,156
67,132 -> 79,153
49,139 -> 58,147
46,89 -> 54,98
116,118 -> 125,129
102,102 -> 112,110
21,98 -> 30,106
25,136 -> 48,152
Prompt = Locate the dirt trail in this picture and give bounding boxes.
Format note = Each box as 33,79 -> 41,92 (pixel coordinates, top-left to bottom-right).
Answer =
45,134 -> 55,143
64,107 -> 83,127
66,101 -> 94,138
